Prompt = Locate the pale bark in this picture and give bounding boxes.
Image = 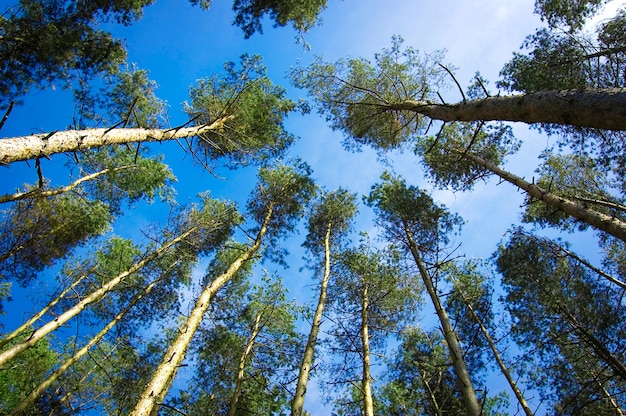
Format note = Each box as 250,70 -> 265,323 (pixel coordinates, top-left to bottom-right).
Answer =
360,281 -> 374,416
403,220 -> 482,416
130,204 -> 274,416
227,310 -> 264,416
0,116 -> 232,165
0,166 -> 133,204
291,222 -> 332,416
459,291 -> 534,416
9,269 -> 166,415
388,88 -> 626,130
0,227 -> 197,368
457,150 -> 626,243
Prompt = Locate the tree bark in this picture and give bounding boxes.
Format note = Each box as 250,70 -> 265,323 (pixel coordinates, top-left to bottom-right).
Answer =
360,280 -> 374,416
130,204 -> 274,416
291,222 -> 332,416
388,88 -> 626,130
227,310 -> 264,416
403,220 -> 482,416
458,291 -> 534,416
0,116 -> 232,165
0,227 -> 197,368
457,150 -> 626,243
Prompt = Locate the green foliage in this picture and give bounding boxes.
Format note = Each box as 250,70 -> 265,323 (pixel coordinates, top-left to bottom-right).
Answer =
0,331 -> 56,415
534,0 -> 608,30
185,55 -> 300,167
0,194 -> 112,284
291,36 -> 447,152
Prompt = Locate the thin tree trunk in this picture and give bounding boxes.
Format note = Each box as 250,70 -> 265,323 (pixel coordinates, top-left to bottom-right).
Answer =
0,226 -> 198,368
227,310 -> 264,416
291,222 -> 332,416
403,220 -> 482,416
130,204 -> 274,416
0,115 -> 233,165
458,291 -> 534,416
9,267 -> 169,415
0,165 -> 133,204
457,150 -> 626,243
360,280 -> 374,416
388,88 -> 626,130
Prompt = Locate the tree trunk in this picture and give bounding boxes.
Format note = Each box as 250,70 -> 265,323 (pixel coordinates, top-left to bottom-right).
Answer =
389,88 -> 626,130
0,226 -> 197,368
0,116 -> 232,165
403,220 -> 482,416
458,291 -> 534,416
9,268 -> 168,415
457,150 -> 626,243
291,222 -> 332,416
227,310 -> 264,416
130,204 -> 274,416
360,280 -> 374,416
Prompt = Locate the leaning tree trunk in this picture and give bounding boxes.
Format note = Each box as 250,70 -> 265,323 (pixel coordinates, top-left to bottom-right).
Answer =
291,222 -> 333,416
457,150 -> 626,243
227,310 -> 264,416
130,204 -> 274,416
0,227 -> 197,368
360,279 -> 374,416
388,88 -> 626,130
9,268 -> 170,415
0,116 -> 232,165
403,219 -> 482,416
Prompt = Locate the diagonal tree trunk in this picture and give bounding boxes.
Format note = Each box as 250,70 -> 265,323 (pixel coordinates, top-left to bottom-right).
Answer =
403,219 -> 482,416
387,88 -> 626,130
0,226 -> 198,368
456,150 -> 626,243
130,204 -> 274,416
0,116 -> 232,165
227,310 -> 264,416
291,222 -> 332,416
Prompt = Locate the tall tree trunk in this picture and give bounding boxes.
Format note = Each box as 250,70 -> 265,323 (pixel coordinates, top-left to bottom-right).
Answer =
130,204 -> 274,416
291,222 -> 332,416
388,88 -> 626,130
360,280 -> 374,416
457,150 -> 626,243
227,310 -> 264,416
0,116 -> 233,165
9,267 -> 170,415
458,291 -> 534,416
403,220 -> 482,416
0,165 -> 133,204
0,226 -> 197,368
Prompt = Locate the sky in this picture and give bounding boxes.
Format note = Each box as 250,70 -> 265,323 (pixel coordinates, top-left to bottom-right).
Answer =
1,0 -> 624,414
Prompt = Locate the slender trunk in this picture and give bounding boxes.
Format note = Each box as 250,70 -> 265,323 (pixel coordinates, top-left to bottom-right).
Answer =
227,310 -> 264,416
459,291 -> 534,416
0,226 -> 197,368
9,269 -> 168,415
0,273 -> 89,349
360,280 -> 374,416
419,367 -> 443,416
388,88 -> 626,130
130,204 -> 274,416
0,165 -> 134,204
291,222 -> 332,416
457,150 -> 626,243
403,220 -> 481,416
0,115 -> 233,165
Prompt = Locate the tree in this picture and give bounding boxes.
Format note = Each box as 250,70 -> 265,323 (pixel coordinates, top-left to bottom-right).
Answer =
292,188 -> 358,416
0,55 -> 300,166
496,230 -> 626,414
131,161 -> 316,416
365,172 -> 483,416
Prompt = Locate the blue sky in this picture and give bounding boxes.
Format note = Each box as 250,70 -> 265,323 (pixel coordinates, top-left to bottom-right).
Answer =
1,0 -> 623,413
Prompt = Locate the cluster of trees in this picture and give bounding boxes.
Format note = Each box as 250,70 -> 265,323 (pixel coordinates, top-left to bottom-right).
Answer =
0,0 -> 625,414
